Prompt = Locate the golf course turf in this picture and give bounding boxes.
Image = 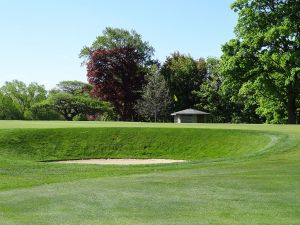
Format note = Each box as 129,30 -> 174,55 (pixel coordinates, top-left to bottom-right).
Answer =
0,121 -> 299,224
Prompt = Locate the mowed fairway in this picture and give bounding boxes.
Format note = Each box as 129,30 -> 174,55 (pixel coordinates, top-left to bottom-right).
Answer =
0,121 -> 299,225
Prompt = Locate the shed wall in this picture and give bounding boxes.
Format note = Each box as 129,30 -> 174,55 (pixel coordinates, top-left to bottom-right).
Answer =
178,115 -> 197,123
174,114 -> 208,123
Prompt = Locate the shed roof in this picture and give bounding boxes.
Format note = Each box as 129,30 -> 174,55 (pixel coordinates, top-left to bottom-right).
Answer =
171,108 -> 209,116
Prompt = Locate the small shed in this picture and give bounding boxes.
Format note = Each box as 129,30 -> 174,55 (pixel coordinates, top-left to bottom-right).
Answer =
171,108 -> 210,123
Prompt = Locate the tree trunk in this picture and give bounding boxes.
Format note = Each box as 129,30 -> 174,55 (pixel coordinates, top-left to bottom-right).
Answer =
287,91 -> 297,124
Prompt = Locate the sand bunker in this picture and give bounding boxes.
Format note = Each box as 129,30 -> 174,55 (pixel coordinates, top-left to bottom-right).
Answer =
53,158 -> 187,165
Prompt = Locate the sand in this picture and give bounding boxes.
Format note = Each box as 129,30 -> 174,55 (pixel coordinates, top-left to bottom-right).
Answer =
52,158 -> 187,165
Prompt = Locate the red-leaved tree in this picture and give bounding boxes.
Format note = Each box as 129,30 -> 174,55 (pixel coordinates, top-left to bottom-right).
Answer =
87,47 -> 147,121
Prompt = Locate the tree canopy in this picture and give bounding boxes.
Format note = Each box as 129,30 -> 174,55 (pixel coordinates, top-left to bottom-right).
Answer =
34,93 -> 113,121
80,27 -> 154,65
161,52 -> 206,111
221,0 -> 300,124
0,80 -> 47,119
54,80 -> 92,95
33,81 -> 113,121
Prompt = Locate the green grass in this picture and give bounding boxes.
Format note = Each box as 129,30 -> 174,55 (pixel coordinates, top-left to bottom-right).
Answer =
0,121 -> 299,225
0,127 -> 272,161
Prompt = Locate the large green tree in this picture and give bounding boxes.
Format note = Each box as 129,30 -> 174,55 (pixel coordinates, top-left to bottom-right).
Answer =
221,0 -> 300,124
0,92 -> 22,119
34,81 -> 113,121
34,93 -> 113,121
194,57 -> 262,123
194,58 -> 230,122
0,80 -> 47,119
161,52 -> 206,111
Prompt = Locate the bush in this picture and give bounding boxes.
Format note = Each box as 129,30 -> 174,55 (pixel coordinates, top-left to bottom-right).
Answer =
31,107 -> 63,120
73,114 -> 88,121
95,112 -> 118,121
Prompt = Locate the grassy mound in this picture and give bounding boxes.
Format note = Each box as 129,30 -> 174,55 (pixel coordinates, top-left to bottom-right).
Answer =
0,127 -> 273,161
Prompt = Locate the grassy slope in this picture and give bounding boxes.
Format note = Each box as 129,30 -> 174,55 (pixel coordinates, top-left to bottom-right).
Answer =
0,127 -> 271,161
0,121 -> 299,225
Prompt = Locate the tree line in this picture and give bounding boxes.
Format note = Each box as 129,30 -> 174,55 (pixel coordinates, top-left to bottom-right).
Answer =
1,0 -> 299,123
0,80 -> 113,121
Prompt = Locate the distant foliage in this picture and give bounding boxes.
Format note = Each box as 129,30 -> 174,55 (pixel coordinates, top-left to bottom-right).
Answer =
0,92 -> 23,120
161,52 -> 206,111
194,58 -> 231,122
33,81 -> 114,121
0,80 -> 47,120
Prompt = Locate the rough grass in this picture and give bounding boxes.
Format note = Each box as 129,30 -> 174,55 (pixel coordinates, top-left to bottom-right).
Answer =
0,121 -> 299,225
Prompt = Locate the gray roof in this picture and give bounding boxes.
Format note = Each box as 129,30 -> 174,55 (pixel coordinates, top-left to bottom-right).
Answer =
171,108 -> 209,116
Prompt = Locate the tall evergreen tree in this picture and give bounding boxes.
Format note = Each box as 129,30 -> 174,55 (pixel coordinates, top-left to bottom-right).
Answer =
135,66 -> 171,122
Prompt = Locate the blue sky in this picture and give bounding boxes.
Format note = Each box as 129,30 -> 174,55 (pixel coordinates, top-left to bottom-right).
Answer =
0,0 -> 237,89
